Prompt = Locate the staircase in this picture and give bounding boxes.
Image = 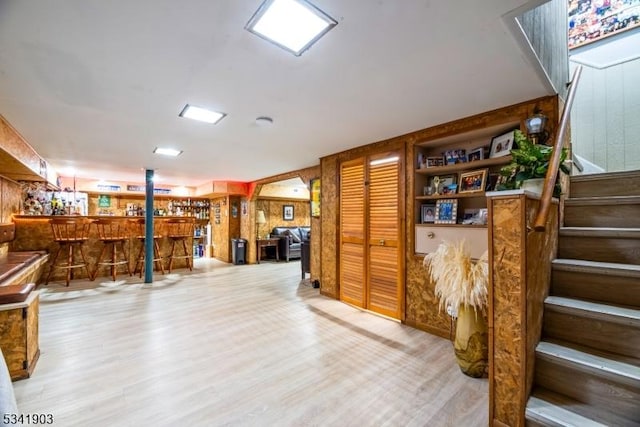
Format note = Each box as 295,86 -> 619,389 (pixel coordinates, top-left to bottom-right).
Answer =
525,171 -> 640,426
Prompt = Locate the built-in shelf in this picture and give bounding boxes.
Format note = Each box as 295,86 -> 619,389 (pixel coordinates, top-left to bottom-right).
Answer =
415,155 -> 512,175
415,223 -> 487,228
416,192 -> 487,200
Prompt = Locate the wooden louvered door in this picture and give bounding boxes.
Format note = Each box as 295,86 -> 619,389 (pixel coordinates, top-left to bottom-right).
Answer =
339,153 -> 403,319
367,155 -> 401,318
339,159 -> 366,307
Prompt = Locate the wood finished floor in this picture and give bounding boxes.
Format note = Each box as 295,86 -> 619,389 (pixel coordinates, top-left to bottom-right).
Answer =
13,259 -> 488,427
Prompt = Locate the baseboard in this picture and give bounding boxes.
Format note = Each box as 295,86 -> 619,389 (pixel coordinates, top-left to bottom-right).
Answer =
319,289 -> 337,299
403,319 -> 451,340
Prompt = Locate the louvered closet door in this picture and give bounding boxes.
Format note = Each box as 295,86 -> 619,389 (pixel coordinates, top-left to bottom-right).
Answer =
339,160 -> 366,307
367,157 -> 401,318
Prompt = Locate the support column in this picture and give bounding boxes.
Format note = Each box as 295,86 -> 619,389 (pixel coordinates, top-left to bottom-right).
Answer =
145,169 -> 154,283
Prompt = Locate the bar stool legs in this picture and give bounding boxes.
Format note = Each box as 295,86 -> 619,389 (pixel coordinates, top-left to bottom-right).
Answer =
166,218 -> 195,273
92,238 -> 132,281
46,218 -> 93,286
45,240 -> 92,286
168,237 -> 193,273
134,237 -> 165,277
92,219 -> 132,281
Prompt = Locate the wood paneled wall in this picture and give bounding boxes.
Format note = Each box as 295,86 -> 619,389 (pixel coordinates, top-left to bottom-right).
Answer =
248,166 -> 320,277
405,96 -> 559,338
0,177 -> 22,256
320,138 -> 406,299
259,200 -> 310,232
211,196 -> 231,262
319,95 -> 558,338
488,192 -> 558,427
518,0 -> 569,98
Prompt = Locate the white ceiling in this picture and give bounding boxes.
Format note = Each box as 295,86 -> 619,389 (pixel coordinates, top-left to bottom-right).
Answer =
570,28 -> 640,69
0,0 -> 552,187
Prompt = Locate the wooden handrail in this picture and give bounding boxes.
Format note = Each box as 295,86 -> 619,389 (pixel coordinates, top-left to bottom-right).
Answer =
534,65 -> 583,231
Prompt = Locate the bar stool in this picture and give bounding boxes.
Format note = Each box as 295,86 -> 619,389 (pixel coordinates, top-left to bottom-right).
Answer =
131,218 -> 165,277
46,217 -> 93,286
92,218 -> 132,281
166,218 -> 195,273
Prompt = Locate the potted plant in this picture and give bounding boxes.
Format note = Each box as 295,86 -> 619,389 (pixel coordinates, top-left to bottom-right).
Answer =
497,130 -> 570,196
423,240 -> 488,378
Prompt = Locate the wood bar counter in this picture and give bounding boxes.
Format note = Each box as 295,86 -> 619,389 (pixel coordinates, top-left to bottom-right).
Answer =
11,216 -> 196,283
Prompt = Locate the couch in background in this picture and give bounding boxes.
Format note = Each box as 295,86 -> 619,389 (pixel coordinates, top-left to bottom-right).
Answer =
270,226 -> 310,262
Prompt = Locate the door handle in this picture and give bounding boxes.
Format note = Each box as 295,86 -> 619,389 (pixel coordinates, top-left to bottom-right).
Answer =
379,239 -> 385,246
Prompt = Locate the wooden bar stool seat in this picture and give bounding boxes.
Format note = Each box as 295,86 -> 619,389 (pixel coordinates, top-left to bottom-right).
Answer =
166,218 -> 195,273
46,218 -> 93,286
131,218 -> 165,277
92,218 -> 132,281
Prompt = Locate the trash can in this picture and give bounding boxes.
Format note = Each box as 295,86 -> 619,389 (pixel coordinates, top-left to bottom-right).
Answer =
231,238 -> 247,265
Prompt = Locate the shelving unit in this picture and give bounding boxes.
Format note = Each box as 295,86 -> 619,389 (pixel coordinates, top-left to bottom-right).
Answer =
413,120 -> 521,256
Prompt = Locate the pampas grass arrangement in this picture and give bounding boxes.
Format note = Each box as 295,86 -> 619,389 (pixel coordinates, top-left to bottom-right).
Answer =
423,239 -> 488,316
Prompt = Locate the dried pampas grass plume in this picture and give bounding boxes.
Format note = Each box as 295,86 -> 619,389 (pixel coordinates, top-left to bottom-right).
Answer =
423,240 -> 488,315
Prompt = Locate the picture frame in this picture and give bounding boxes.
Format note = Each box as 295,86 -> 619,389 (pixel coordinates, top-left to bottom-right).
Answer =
428,174 -> 457,195
421,204 -> 436,224
426,156 -> 444,167
445,149 -> 466,165
310,178 -> 320,218
466,147 -> 484,162
283,205 -> 294,221
434,199 -> 458,224
569,1 -> 640,50
459,169 -> 488,194
489,130 -> 516,158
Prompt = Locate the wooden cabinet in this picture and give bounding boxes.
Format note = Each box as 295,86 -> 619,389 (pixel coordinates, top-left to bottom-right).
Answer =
413,121 -> 521,255
0,291 -> 39,380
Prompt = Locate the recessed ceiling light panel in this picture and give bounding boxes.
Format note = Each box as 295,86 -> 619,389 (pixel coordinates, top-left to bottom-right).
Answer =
246,0 -> 337,56
153,147 -> 183,157
179,104 -> 226,124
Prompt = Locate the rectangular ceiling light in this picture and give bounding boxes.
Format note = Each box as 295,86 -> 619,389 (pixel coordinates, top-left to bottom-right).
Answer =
179,104 -> 226,124
245,0 -> 337,56
153,147 -> 183,157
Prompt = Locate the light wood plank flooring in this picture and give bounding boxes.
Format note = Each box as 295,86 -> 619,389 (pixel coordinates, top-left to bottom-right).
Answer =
13,259 -> 488,426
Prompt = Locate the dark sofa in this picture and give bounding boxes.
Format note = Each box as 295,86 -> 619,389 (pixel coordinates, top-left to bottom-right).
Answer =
271,226 -> 310,262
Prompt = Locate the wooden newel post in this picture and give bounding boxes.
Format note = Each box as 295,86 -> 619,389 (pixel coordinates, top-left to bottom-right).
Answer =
487,190 -> 559,426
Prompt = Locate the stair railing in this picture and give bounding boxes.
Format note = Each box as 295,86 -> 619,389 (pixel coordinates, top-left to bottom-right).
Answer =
534,65 -> 583,231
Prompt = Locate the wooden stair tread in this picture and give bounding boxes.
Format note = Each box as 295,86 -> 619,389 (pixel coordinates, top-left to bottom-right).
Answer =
560,227 -> 640,238
565,195 -> 640,206
528,388 -> 637,427
553,259 -> 640,277
571,170 -> 640,183
526,395 -> 608,427
536,341 -> 640,383
545,296 -> 640,325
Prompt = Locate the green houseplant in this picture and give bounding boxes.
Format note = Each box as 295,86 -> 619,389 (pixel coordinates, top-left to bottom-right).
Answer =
498,130 -> 570,196
423,240 -> 488,378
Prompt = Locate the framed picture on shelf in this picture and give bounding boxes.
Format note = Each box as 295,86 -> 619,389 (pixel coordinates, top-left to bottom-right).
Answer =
489,129 -> 516,158
421,204 -> 436,224
467,147 -> 484,162
283,205 -> 294,221
434,199 -> 458,224
428,174 -> 457,195
426,157 -> 444,167
444,149 -> 467,165
459,169 -> 488,194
